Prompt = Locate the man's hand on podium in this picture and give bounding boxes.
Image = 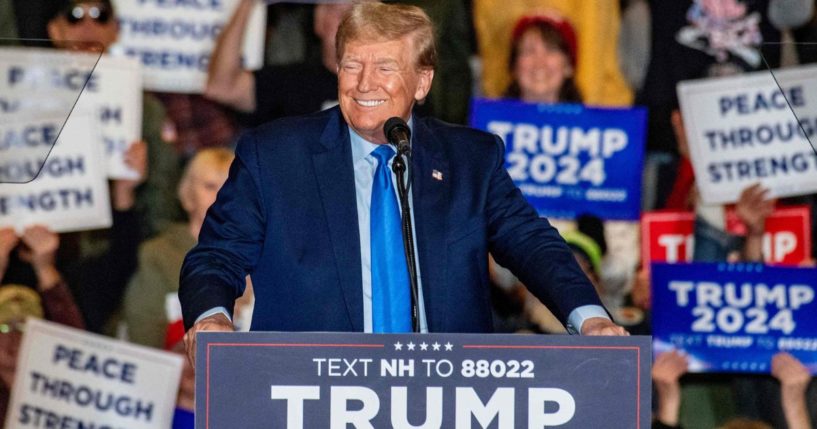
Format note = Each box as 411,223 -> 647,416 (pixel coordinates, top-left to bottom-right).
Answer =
184,313 -> 234,368
580,317 -> 629,336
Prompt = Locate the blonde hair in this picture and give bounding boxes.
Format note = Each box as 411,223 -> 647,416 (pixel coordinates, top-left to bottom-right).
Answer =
335,1 -> 436,70
177,148 -> 235,208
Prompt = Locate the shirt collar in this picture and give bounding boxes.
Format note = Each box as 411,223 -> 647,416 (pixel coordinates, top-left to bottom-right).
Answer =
349,116 -> 414,164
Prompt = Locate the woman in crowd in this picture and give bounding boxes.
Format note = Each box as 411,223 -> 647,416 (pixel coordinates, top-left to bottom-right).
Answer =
504,13 -> 582,104
122,148 -> 247,428
123,148 -> 237,349
495,17 -> 640,333
489,12 -> 589,334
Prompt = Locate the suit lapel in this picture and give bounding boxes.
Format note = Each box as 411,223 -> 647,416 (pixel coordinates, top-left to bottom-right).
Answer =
411,118 -> 449,332
312,109 -> 364,331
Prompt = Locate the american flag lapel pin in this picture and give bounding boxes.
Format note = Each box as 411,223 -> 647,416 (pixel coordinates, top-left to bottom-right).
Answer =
432,169 -> 443,181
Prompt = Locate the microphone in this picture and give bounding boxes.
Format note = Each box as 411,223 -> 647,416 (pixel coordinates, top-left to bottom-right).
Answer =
383,116 -> 419,332
384,117 -> 411,155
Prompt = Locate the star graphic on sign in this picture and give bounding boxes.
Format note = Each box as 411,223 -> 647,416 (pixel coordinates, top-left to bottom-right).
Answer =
432,342 -> 441,351
394,341 -> 403,351
420,342 -> 429,351
444,342 -> 453,351
407,342 -> 415,351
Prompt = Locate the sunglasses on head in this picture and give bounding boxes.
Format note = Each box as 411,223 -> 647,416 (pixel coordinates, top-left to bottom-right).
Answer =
64,4 -> 111,25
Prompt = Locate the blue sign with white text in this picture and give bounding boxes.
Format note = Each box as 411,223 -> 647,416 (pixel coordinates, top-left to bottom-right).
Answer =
652,262 -> 817,374
197,332 -> 650,428
470,99 -> 646,220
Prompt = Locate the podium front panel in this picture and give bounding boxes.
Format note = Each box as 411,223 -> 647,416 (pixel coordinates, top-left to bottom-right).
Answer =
196,332 -> 650,428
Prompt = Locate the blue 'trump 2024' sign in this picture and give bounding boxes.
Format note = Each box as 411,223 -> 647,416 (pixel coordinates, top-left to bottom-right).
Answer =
652,262 -> 817,374
470,99 -> 646,220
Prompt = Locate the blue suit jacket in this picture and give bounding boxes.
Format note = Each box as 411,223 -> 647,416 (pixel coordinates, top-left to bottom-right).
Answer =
180,107 -> 602,332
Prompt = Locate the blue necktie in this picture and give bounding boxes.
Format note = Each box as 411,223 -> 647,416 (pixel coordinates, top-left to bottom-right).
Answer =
370,145 -> 411,333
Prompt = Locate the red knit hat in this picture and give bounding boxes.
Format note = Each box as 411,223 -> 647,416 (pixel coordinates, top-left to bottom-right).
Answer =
511,14 -> 578,67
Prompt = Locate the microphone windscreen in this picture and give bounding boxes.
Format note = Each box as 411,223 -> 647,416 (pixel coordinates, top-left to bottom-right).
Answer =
384,117 -> 410,140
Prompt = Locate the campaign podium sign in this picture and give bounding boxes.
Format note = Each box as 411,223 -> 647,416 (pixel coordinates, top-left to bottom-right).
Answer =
197,332 -> 651,428
470,98 -> 646,220
652,262 -> 817,374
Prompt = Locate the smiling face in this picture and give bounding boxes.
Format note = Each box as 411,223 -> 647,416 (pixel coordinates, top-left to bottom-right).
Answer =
337,36 -> 433,144
512,28 -> 573,103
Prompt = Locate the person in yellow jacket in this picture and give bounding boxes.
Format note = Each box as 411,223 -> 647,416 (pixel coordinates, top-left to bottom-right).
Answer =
473,0 -> 633,107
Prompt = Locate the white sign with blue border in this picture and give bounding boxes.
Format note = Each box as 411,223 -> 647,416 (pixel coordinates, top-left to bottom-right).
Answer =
0,112 -> 112,233
112,0 -> 266,93
678,64 -> 817,204
5,318 -> 183,429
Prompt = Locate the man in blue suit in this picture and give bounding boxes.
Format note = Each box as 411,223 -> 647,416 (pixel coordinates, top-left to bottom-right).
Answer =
180,2 -> 626,364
